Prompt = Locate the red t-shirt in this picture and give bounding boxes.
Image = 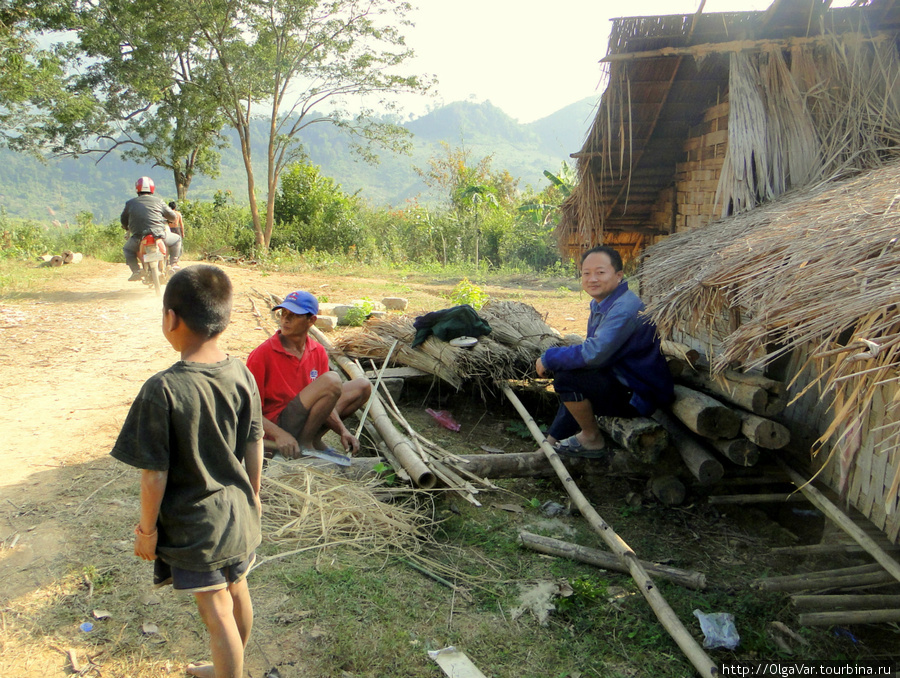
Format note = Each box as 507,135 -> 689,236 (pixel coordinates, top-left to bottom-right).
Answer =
245,331 -> 330,422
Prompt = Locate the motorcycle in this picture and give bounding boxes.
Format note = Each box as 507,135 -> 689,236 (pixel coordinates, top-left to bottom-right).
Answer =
136,234 -> 169,295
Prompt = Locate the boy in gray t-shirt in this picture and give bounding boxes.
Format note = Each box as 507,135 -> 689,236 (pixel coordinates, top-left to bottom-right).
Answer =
112,265 -> 264,678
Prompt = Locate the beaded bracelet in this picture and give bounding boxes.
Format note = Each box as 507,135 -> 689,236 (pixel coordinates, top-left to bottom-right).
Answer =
134,524 -> 158,538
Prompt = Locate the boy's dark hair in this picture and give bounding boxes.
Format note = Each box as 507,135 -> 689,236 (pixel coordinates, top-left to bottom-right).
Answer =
163,265 -> 233,337
169,201 -> 177,210
581,245 -> 623,272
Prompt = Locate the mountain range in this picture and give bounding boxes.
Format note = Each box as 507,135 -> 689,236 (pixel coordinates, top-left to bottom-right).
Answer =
0,97 -> 597,224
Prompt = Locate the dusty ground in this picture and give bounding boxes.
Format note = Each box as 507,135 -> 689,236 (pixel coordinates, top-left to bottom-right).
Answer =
0,258 -> 592,676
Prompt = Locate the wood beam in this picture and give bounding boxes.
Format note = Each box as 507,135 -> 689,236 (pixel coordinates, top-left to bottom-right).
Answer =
600,31 -> 891,63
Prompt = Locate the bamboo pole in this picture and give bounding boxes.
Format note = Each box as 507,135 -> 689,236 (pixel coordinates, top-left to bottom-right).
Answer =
501,383 -> 717,678
755,563 -> 895,592
777,459 -> 900,586
707,493 -> 809,505
791,594 -> 900,611
771,543 -> 900,556
798,609 -> 900,626
519,531 -> 706,590
310,326 -> 436,489
345,451 -> 597,480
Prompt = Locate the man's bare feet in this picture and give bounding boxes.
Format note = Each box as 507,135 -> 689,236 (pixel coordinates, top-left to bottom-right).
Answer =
186,661 -> 215,678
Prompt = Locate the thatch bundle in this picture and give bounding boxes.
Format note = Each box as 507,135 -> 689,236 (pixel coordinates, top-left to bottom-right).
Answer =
258,462 -> 434,563
715,37 -> 900,218
334,302 -> 565,394
641,159 -> 900,501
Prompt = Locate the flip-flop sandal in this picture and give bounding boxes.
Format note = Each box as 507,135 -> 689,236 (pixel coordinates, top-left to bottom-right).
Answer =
553,435 -> 608,459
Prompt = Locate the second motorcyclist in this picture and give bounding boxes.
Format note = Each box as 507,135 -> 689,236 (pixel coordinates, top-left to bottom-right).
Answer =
121,177 -> 183,281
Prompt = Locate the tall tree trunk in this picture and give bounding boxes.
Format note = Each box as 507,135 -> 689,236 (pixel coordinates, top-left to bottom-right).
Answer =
173,168 -> 191,201
235,122 -> 263,246
263,108 -> 279,249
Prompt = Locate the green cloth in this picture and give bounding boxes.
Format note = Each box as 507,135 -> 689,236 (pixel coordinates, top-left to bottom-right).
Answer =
411,304 -> 492,347
111,358 -> 264,571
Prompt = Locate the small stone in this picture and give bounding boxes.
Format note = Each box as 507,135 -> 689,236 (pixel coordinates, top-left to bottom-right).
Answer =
382,297 -> 408,311
315,315 -> 337,331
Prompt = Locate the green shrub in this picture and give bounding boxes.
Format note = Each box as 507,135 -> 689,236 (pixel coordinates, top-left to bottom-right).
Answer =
273,162 -> 368,257
449,277 -> 488,309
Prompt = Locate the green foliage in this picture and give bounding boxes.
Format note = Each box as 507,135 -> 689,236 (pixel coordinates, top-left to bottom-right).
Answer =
273,162 -> 367,256
448,277 -> 488,309
0,210 -> 120,261
506,420 -> 544,439
343,298 -> 376,327
371,461 -> 396,486
27,0 -> 227,195
556,575 -> 608,615
178,201 -> 257,259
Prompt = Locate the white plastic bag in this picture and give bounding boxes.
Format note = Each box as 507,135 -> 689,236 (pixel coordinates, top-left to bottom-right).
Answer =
693,609 -> 740,650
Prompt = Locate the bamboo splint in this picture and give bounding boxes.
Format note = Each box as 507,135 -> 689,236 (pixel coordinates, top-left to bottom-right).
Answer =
501,383 -> 717,678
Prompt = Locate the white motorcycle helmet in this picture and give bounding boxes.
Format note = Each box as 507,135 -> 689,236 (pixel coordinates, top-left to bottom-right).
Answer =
135,176 -> 155,194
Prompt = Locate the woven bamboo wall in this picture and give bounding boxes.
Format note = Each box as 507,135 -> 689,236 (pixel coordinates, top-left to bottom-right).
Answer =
648,101 -> 730,234
784,345 -> 900,543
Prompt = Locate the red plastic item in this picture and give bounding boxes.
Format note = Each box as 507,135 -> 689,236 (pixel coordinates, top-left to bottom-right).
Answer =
425,408 -> 461,432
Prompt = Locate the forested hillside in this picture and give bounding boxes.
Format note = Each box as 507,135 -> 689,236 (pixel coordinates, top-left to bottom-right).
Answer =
0,98 -> 594,224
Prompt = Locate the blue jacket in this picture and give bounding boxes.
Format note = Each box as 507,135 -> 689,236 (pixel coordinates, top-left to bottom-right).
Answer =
540,280 -> 674,415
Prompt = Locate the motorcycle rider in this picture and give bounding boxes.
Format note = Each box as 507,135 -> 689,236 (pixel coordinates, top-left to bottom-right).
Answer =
121,177 -> 183,281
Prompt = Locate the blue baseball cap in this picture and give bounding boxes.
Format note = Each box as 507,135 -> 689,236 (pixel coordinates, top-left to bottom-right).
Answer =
274,290 -> 318,315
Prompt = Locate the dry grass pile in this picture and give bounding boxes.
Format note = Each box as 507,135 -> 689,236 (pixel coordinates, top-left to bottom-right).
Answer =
335,301 -> 565,395
641,160 -> 900,505
255,462 -> 501,595
257,462 -> 434,567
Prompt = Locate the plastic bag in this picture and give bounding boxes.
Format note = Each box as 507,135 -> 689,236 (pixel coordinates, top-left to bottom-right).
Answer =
426,408 -> 461,432
693,609 -> 740,650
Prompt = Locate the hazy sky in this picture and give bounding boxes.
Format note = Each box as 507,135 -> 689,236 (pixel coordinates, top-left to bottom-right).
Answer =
401,0 -> 853,123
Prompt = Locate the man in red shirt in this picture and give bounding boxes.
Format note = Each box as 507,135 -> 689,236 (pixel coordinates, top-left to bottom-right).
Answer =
246,290 -> 371,458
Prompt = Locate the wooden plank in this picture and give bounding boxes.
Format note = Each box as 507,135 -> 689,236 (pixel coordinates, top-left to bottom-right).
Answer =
363,366 -> 430,380
601,32 -> 893,62
428,647 -> 487,678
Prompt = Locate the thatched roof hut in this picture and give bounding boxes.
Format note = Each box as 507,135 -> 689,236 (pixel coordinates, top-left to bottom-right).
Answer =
560,0 -> 900,260
561,0 -> 900,542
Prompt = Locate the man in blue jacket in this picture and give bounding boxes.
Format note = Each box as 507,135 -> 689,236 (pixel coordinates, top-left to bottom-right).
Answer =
536,245 -> 674,456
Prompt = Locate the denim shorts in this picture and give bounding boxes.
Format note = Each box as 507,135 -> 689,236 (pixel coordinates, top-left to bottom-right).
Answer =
153,553 -> 255,593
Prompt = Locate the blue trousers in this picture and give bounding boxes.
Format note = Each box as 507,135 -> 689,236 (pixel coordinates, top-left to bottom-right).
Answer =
547,367 -> 639,440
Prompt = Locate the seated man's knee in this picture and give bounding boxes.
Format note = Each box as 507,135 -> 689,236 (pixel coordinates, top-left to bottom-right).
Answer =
317,371 -> 343,398
351,377 -> 372,400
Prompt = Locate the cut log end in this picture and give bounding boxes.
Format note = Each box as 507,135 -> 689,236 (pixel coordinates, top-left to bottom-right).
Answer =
649,475 -> 686,506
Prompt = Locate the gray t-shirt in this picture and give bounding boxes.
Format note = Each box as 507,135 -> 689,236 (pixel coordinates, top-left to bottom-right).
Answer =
120,194 -> 177,239
111,357 -> 264,571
